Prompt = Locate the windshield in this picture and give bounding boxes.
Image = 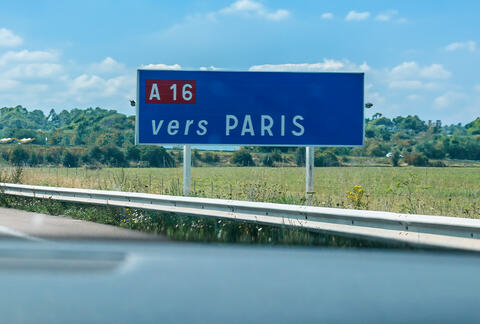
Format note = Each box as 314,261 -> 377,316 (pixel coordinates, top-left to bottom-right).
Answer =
0,1 -> 479,322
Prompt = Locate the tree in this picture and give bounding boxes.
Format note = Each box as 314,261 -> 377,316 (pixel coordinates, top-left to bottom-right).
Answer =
9,146 -> 29,166
30,151 -> 41,166
89,146 -> 103,162
102,146 -> 127,167
262,154 -> 274,167
393,115 -> 427,133
367,142 -> 389,157
391,151 -> 401,167
63,151 -> 79,168
141,147 -> 175,167
270,150 -> 282,162
365,128 -> 376,138
314,151 -> 340,167
405,153 -> 429,166
202,152 -> 219,164
231,149 -> 254,166
295,147 -> 305,166
126,146 -> 140,162
465,117 -> 480,135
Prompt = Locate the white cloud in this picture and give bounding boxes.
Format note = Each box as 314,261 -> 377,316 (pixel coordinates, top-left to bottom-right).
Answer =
219,0 -> 290,21
445,41 -> 476,52
0,50 -> 59,66
2,63 -> 63,79
367,91 -> 385,105
407,94 -> 421,101
419,64 -> 451,79
388,80 -> 438,91
90,57 -> 125,74
375,10 -> 406,23
0,28 -> 22,47
0,79 -> 19,91
249,59 -> 370,72
61,73 -> 135,103
345,10 -> 370,21
475,84 -> 480,92
321,13 -> 333,20
434,91 -> 467,109
199,66 -> 221,71
389,61 -> 450,80
140,63 -> 182,70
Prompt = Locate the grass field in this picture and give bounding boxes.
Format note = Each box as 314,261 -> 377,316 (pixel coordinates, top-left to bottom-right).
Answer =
9,165 -> 480,218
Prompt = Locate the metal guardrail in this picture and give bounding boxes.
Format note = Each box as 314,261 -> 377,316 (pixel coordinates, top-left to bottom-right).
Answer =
2,182 -> 480,251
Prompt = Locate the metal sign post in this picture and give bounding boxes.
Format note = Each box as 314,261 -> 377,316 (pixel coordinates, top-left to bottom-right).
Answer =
305,146 -> 314,203
183,145 -> 191,195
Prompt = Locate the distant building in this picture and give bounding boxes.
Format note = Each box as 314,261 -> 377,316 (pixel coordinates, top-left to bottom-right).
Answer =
436,120 -> 442,128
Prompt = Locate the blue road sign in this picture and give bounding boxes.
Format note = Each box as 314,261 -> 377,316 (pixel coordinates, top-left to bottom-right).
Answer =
136,70 -> 364,146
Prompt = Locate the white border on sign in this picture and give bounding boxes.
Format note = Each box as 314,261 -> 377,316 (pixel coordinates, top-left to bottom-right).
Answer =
134,69 -> 365,148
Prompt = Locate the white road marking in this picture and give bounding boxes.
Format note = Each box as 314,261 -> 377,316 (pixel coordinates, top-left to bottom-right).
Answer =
0,225 -> 45,242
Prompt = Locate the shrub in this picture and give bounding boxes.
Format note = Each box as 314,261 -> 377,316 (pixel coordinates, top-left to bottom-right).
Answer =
405,153 -> 429,166
262,154 -> 274,167
367,142 -> 389,157
9,146 -> 29,166
314,151 -> 340,167
141,146 -> 175,168
391,151 -> 401,167
88,146 -> 103,162
295,147 -> 305,166
126,146 -> 140,162
430,160 -> 446,167
271,151 -> 282,162
203,152 -> 219,164
45,148 -> 63,165
102,146 -> 127,167
63,151 -> 79,168
231,149 -> 254,166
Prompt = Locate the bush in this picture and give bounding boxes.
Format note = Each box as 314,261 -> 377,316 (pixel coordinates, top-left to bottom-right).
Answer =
203,152 -> 219,164
141,146 -> 175,168
126,146 -> 140,162
430,160 -> 446,167
295,147 -> 305,166
102,146 -> 127,167
45,148 -> 63,165
367,142 -> 389,157
9,146 -> 29,166
391,151 -> 401,167
262,154 -> 274,167
29,152 -> 40,166
314,151 -> 340,167
231,149 -> 254,166
271,151 -> 282,162
88,146 -> 103,162
405,153 -> 429,166
63,151 -> 79,168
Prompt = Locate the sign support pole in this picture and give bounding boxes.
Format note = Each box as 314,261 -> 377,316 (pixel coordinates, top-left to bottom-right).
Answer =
305,146 -> 314,203
183,145 -> 191,195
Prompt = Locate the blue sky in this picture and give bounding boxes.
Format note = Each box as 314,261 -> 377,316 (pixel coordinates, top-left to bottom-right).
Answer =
0,0 -> 479,124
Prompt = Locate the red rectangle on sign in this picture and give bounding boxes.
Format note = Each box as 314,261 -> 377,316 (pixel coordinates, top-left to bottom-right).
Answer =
145,80 -> 196,104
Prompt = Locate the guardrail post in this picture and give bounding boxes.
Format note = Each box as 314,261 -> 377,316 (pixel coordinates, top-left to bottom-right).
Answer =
183,145 -> 191,195
306,146 -> 314,203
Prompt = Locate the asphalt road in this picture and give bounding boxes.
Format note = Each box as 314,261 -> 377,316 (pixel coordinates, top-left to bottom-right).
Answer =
0,207 -> 165,241
1,209 -> 480,322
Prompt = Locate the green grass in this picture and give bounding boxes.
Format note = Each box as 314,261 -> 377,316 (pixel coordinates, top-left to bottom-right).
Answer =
12,165 -> 480,218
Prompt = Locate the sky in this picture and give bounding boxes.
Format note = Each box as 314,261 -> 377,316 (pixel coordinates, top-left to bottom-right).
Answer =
0,0 -> 479,124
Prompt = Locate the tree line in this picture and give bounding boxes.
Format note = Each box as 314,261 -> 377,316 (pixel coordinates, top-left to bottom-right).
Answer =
1,105 -> 480,167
